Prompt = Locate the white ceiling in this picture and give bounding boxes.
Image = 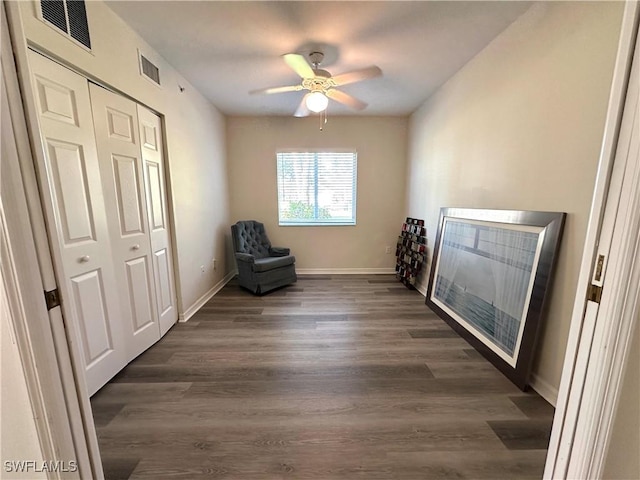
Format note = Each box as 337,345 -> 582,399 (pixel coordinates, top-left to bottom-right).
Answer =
106,1 -> 532,116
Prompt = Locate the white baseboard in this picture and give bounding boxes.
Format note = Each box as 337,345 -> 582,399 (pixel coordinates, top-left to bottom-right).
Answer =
179,270 -> 237,323
530,372 -> 559,407
296,268 -> 396,275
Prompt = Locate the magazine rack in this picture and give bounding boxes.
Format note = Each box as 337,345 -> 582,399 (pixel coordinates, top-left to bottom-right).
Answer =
395,217 -> 426,289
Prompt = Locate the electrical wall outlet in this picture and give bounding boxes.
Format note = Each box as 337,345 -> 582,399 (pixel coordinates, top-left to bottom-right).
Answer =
385,246 -> 392,254
200,265 -> 205,273
212,258 -> 217,271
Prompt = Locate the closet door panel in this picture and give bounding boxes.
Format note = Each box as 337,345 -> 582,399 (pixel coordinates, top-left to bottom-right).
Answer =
89,84 -> 160,361
137,105 -> 177,335
28,50 -> 126,396
45,139 -> 96,243
153,248 -> 173,315
70,269 -> 114,366
112,154 -> 145,235
146,161 -> 165,230
34,74 -> 79,125
125,257 -> 155,333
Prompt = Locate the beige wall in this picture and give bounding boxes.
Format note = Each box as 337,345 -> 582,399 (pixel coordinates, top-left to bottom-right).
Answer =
10,1 -> 230,312
227,116 -> 408,271
603,315 -> 640,479
406,1 -> 624,400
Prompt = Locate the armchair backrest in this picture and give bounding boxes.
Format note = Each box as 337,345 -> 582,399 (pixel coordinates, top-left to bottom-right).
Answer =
231,220 -> 272,258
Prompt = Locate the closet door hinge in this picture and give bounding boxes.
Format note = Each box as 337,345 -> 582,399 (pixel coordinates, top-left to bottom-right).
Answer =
587,284 -> 603,304
44,289 -> 61,310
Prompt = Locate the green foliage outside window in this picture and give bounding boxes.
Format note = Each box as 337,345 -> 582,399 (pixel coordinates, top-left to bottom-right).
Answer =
282,201 -> 331,220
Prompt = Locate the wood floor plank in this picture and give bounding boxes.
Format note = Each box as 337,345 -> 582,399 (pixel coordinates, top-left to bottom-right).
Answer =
165,348 -> 481,367
407,328 -> 462,339
101,458 -> 141,480
91,382 -> 192,405
387,449 -> 548,479
92,274 -> 554,479
426,361 -> 511,379
487,419 -> 554,450
508,394 -> 556,419
98,422 -> 508,462
112,363 -> 435,384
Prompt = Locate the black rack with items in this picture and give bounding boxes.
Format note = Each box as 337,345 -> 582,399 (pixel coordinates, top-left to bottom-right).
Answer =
395,217 -> 427,289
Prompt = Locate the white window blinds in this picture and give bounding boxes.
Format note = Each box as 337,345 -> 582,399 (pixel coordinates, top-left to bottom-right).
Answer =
276,150 -> 357,226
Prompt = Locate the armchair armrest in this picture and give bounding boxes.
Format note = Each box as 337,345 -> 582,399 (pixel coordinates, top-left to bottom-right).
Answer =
235,252 -> 255,263
269,247 -> 290,257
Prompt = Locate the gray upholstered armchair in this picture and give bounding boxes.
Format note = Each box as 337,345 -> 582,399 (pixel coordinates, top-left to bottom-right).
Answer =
231,220 -> 297,295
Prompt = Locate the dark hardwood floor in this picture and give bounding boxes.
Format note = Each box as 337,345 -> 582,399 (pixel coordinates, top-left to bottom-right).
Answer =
91,274 -> 554,479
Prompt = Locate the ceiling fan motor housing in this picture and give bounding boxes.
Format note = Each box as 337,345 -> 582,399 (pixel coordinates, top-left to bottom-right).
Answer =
309,51 -> 325,67
306,52 -> 332,93
302,74 -> 335,93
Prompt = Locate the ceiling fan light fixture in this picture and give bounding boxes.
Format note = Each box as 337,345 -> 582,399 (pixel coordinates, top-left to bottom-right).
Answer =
306,91 -> 329,113
251,51 -> 382,118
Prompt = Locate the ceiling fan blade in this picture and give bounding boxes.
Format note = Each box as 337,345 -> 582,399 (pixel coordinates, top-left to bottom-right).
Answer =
283,53 -> 315,79
249,84 -> 303,95
326,89 -> 367,110
331,66 -> 382,86
294,94 -> 311,117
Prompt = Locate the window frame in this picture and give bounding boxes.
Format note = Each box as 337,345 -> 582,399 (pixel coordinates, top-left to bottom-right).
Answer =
276,149 -> 358,227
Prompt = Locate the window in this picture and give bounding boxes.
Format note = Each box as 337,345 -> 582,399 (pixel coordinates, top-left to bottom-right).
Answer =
276,150 -> 357,226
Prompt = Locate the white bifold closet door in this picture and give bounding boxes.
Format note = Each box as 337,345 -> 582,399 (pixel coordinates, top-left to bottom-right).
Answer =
89,84 -> 162,361
137,105 -> 177,336
27,50 -> 127,395
28,51 -> 177,396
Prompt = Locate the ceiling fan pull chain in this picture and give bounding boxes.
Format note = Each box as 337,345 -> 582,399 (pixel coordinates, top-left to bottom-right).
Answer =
319,109 -> 328,131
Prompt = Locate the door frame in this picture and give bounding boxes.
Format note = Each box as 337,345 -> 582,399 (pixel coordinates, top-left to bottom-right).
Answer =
544,2 -> 640,478
4,2 -> 179,476
1,3 -> 101,478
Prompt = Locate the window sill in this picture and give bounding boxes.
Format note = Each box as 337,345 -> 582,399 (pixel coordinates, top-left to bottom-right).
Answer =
278,222 -> 356,227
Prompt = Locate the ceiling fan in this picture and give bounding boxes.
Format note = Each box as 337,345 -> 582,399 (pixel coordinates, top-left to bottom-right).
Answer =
250,51 -> 382,117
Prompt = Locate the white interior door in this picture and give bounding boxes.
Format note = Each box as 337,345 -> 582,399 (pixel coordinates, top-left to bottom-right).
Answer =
89,83 -> 161,361
137,105 -> 177,336
27,50 -> 126,396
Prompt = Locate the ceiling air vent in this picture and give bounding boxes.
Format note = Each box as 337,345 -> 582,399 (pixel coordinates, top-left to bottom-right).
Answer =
139,53 -> 161,86
40,0 -> 92,49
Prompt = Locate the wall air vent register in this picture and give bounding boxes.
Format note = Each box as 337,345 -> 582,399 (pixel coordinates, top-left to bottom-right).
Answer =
40,0 -> 91,49
139,52 -> 161,86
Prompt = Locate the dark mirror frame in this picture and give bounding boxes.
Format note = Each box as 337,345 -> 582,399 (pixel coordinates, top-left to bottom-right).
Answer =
425,208 -> 566,390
